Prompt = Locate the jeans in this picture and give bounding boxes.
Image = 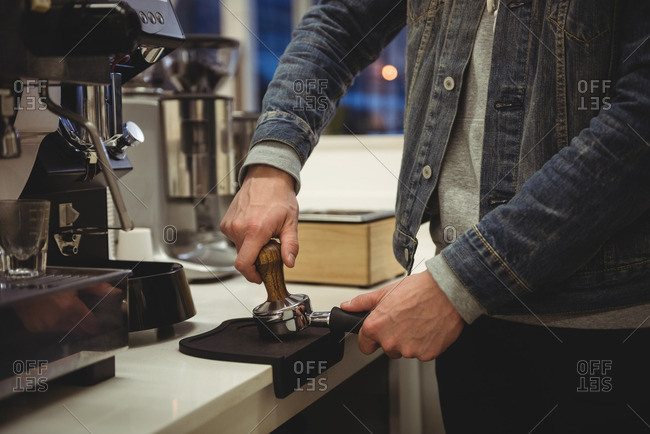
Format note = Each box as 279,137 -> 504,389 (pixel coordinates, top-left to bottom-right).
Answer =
436,317 -> 650,434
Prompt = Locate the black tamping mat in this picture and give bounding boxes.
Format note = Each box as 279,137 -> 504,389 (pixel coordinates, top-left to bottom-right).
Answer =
179,318 -> 345,398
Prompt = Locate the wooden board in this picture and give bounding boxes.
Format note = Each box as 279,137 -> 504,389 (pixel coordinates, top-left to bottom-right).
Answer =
284,217 -> 405,286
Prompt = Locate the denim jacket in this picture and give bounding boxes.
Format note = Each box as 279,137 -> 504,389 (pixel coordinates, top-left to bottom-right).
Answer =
248,0 -> 650,316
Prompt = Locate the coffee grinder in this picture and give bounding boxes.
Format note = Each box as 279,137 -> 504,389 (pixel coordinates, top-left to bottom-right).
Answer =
122,35 -> 250,281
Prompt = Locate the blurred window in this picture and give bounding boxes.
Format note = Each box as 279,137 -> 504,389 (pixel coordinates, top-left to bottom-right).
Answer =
256,0 -> 406,134
174,0 -> 222,33
173,0 -> 406,134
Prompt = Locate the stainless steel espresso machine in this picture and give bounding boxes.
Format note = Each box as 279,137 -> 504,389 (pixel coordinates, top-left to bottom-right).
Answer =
122,35 -> 248,281
0,0 -> 187,399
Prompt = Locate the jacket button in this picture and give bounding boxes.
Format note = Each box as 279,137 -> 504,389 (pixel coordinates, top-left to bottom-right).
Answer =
422,165 -> 432,179
443,76 -> 455,91
404,248 -> 409,261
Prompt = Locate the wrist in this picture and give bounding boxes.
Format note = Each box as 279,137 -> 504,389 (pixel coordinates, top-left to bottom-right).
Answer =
244,165 -> 295,188
426,254 -> 486,324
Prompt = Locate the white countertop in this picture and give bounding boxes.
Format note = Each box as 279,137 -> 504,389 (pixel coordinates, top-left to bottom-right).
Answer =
0,275 -> 385,434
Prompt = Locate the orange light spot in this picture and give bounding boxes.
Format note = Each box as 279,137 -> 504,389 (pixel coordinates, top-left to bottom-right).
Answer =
381,65 -> 398,81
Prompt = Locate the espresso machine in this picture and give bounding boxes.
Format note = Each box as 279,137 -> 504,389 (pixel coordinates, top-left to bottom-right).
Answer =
121,35 -> 249,281
0,0 -> 186,399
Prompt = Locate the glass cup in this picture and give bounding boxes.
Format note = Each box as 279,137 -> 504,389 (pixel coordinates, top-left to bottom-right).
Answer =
0,199 -> 50,279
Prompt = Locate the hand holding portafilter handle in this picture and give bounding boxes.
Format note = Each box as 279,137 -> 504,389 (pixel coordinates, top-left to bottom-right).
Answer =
253,240 -> 368,336
311,307 -> 367,334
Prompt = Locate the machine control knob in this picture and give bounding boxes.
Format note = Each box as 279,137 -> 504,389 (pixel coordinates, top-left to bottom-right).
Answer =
108,121 -> 145,159
119,121 -> 145,148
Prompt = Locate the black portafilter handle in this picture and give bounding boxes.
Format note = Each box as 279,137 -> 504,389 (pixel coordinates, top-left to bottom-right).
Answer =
322,307 -> 369,334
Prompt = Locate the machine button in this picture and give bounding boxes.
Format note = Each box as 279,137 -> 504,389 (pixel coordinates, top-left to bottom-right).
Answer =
147,11 -> 156,24
443,76 -> 455,91
404,248 -> 409,262
139,11 -> 148,24
422,165 -> 432,179
156,12 -> 165,24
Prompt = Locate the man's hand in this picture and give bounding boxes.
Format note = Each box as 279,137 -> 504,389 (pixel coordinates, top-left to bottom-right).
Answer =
341,271 -> 464,361
220,165 -> 299,283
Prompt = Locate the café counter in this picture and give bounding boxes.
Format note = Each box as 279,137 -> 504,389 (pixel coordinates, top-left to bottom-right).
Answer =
0,276 -> 383,433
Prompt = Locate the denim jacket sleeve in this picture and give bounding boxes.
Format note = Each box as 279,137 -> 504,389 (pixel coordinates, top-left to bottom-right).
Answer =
248,0 -> 406,165
440,4 -> 650,314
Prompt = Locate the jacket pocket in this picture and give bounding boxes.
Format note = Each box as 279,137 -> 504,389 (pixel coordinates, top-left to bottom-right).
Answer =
547,0 -> 615,44
407,0 -> 444,23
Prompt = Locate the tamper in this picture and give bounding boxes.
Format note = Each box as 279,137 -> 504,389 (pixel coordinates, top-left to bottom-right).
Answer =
252,240 -> 367,338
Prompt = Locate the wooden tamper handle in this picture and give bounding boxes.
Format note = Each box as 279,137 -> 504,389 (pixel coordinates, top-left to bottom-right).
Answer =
255,240 -> 291,302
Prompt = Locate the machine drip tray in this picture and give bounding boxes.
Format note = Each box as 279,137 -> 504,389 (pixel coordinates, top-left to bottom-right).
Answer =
0,266 -> 130,400
0,266 -> 131,304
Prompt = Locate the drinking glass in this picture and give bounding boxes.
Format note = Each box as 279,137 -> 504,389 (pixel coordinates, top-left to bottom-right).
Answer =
0,199 -> 50,279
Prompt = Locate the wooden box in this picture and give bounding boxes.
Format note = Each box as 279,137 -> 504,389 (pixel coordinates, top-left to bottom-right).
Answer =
284,211 -> 406,287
